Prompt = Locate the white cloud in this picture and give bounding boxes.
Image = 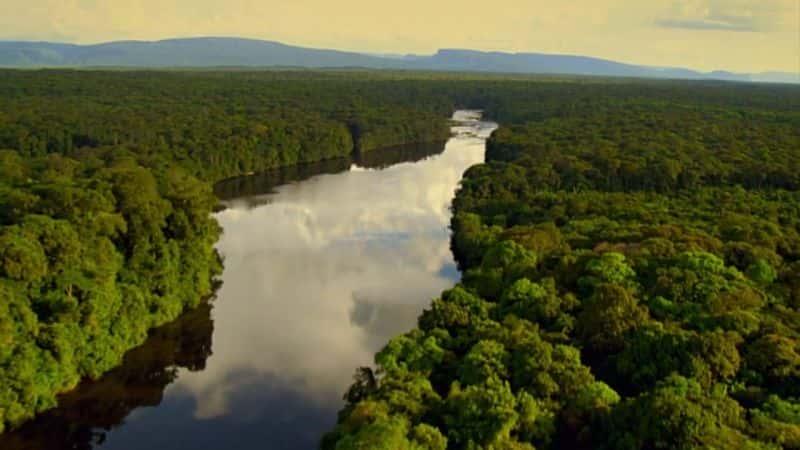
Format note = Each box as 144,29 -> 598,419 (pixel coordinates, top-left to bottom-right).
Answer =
657,0 -> 795,31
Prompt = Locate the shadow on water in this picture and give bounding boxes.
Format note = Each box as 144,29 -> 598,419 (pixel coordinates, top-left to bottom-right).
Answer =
214,158 -> 352,202
0,139 -> 453,450
1,110 -> 499,450
0,302 -> 215,450
354,141 -> 447,170
213,140 -> 447,204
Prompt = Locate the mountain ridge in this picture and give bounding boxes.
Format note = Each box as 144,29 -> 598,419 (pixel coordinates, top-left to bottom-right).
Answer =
0,37 -> 796,83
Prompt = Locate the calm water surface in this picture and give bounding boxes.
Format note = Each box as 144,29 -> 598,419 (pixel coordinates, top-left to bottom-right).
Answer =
2,111 -> 496,450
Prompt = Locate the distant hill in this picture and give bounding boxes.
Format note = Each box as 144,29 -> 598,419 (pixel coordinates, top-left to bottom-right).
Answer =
0,37 -> 796,83
407,49 -> 654,77
0,37 -> 396,68
407,49 -> 798,83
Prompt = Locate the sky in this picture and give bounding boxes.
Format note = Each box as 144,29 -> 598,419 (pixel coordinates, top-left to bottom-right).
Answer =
2,0 -> 798,73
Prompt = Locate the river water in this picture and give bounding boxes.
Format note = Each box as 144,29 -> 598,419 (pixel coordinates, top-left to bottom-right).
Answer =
1,111 -> 496,450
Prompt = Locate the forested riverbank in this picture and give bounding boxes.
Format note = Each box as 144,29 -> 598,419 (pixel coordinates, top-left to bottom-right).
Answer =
0,70 -> 454,432
2,70 -> 800,447
324,79 -> 800,449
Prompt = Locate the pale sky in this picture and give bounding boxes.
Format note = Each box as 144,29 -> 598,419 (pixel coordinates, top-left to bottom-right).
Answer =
2,0 -> 798,72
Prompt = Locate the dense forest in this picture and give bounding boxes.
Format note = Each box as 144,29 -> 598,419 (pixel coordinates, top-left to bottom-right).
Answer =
2,70 -> 800,448
0,301 -> 213,449
0,71 -> 453,182
0,69 -> 455,433
324,78 -> 800,448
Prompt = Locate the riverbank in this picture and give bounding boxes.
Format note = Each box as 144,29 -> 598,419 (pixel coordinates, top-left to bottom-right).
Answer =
3,70 -> 797,448
1,111 -> 496,449
324,89 -> 800,449
0,130 -> 453,435
0,69 -> 462,434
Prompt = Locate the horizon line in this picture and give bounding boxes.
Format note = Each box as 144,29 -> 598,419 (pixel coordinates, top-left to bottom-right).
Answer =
1,35 -> 797,77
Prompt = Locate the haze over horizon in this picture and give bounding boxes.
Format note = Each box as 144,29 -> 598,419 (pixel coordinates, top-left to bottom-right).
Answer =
3,0 -> 798,74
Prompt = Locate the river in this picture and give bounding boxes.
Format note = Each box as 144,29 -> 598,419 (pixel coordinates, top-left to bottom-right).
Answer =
1,111 -> 496,450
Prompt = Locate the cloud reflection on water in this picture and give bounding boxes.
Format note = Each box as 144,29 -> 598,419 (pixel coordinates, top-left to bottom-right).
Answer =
103,112 -> 496,448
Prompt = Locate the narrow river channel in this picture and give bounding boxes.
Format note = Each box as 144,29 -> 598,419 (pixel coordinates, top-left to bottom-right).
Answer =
1,111 -> 496,450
